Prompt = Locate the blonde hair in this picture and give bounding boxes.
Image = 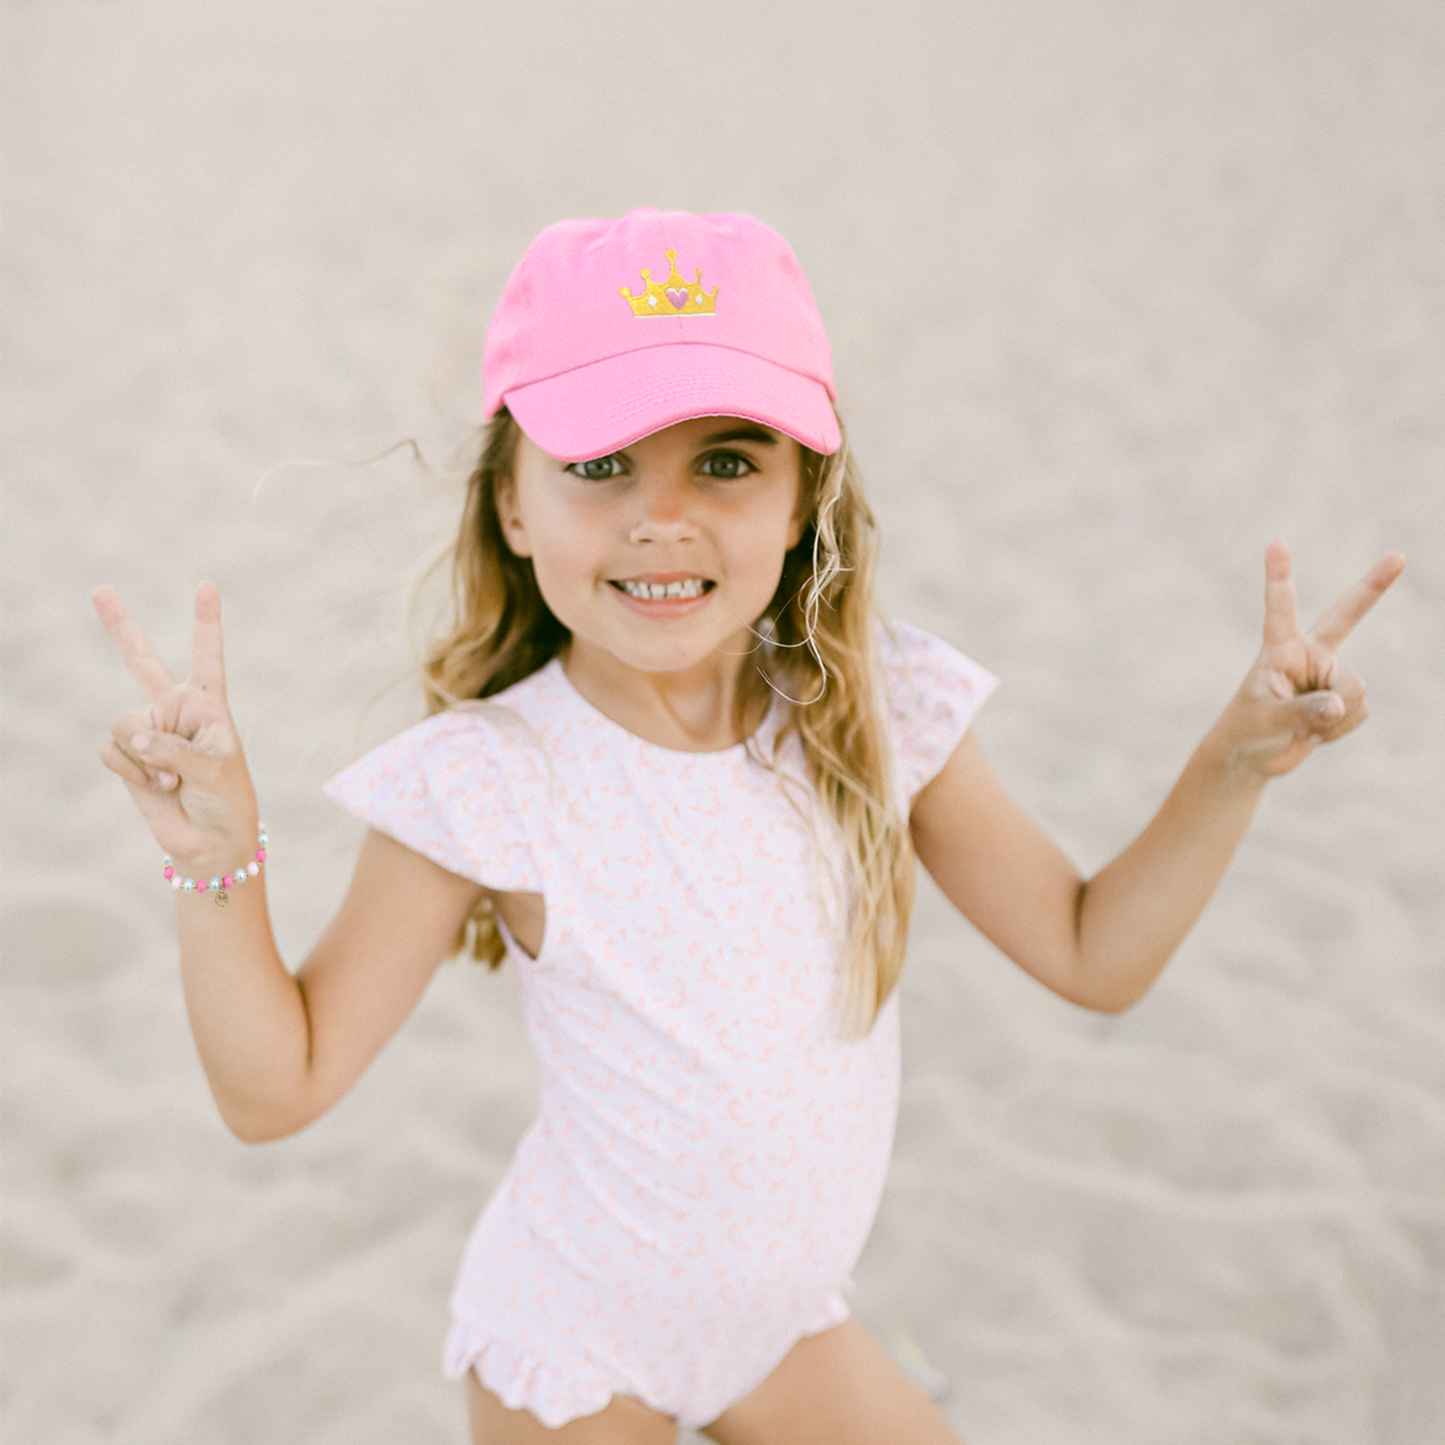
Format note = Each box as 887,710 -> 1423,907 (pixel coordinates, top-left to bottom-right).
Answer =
421,409 -> 914,1034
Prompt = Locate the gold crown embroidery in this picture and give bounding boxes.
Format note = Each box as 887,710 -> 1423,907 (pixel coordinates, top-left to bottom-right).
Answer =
620,249 -> 718,317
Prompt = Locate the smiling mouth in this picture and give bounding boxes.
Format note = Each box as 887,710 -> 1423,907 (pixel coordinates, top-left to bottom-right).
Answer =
611,578 -> 715,600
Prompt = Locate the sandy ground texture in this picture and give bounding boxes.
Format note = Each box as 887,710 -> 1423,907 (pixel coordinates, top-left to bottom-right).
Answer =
3,1 -> 1444,1442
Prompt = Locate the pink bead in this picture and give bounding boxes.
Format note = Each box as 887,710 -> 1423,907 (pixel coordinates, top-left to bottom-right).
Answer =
197,878 -> 208,892
171,877 -> 182,890
255,849 -> 266,862
222,875 -> 234,889
247,862 -> 259,876
163,865 -> 174,880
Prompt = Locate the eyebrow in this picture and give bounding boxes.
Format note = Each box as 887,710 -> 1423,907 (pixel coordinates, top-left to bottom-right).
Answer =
697,424 -> 780,447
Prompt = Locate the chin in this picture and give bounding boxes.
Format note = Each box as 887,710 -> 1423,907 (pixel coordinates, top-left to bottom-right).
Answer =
618,642 -> 718,674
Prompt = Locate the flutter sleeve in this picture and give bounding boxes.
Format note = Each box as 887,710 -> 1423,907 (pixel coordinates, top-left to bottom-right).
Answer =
323,708 -> 544,892
882,621 -> 1000,801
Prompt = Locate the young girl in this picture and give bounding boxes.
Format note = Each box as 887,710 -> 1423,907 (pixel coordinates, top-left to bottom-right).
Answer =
94,208 -> 1404,1445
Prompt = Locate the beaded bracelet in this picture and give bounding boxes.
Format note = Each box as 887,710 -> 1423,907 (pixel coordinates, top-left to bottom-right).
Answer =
164,826 -> 267,906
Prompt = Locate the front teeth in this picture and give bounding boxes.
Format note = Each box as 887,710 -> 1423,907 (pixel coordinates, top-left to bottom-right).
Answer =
617,578 -> 710,600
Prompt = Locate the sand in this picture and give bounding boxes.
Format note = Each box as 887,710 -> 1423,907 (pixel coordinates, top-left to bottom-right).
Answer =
3,1 -> 1443,1441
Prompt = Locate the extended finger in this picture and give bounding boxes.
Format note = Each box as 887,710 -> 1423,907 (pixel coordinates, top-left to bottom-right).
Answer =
1262,539 -> 1300,648
190,582 -> 228,696
1308,551 -> 1406,652
93,585 -> 177,700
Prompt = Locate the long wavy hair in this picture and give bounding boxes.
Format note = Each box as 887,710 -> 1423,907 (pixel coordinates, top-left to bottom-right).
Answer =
420,408 -> 914,1035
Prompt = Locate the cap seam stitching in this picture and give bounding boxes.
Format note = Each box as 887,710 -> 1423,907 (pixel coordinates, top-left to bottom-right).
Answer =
497,340 -> 833,401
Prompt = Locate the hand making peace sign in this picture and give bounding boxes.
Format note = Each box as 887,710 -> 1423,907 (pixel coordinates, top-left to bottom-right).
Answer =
94,544 -> 1404,869
93,582 -> 259,872
1223,540 -> 1406,779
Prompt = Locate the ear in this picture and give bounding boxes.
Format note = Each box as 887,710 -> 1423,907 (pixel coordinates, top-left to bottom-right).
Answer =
493,475 -> 533,557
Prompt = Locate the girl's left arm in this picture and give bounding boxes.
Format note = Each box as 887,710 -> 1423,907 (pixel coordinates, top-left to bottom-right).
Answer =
910,541 -> 1406,1013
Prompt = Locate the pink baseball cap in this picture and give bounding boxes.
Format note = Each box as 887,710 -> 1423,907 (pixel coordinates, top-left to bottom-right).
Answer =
482,208 -> 841,461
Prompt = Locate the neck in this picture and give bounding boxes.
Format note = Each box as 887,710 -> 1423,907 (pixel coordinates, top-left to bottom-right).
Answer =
562,637 -> 770,752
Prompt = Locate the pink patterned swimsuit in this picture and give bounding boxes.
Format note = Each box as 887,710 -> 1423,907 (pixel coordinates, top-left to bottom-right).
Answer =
324,623 -> 995,1429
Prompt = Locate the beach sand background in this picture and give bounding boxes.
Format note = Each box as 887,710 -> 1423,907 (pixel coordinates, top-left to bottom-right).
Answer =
3,1 -> 1443,1441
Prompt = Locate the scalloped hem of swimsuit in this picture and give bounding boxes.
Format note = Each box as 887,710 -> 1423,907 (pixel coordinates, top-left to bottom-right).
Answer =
444,1320 -> 622,1430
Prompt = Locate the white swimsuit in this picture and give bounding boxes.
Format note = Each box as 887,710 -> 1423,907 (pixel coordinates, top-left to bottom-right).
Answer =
325,623 -> 995,1429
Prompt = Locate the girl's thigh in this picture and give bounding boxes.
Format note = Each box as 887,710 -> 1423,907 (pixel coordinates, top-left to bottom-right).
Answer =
467,1371 -> 678,1445
699,1319 -> 966,1445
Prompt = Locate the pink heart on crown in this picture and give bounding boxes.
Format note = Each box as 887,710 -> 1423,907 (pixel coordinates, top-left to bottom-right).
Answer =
666,287 -> 689,309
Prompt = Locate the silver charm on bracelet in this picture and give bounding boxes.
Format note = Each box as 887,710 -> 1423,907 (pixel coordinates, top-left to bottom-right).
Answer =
163,825 -> 268,905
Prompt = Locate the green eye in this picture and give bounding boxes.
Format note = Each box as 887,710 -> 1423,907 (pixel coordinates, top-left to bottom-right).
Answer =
700,452 -> 753,479
568,455 -> 624,480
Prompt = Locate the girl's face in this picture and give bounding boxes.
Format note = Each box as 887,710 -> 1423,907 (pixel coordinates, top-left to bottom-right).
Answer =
497,417 -> 805,680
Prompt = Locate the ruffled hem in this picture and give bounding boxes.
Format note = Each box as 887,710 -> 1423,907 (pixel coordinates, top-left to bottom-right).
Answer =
444,1293 -> 853,1430
443,1320 -> 624,1430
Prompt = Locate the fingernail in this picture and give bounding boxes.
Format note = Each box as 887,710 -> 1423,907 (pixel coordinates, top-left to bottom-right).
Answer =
132,733 -> 151,752
158,771 -> 178,790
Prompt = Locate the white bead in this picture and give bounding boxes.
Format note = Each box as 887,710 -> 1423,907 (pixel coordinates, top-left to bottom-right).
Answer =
247,862 -> 259,876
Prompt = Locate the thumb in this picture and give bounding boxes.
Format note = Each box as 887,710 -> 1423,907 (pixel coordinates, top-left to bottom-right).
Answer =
1289,689 -> 1346,734
131,729 -> 225,789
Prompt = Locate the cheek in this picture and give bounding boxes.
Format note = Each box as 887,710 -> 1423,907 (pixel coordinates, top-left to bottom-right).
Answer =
757,494 -> 806,572
725,505 -> 802,612
520,506 -> 607,621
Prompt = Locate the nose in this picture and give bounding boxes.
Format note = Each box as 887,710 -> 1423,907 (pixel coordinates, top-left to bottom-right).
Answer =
628,470 -> 698,546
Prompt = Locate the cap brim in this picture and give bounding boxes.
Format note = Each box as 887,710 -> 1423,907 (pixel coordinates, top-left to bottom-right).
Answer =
501,343 -> 841,462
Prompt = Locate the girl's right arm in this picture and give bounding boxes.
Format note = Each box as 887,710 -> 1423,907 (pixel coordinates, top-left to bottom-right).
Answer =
94,583 -> 483,1142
